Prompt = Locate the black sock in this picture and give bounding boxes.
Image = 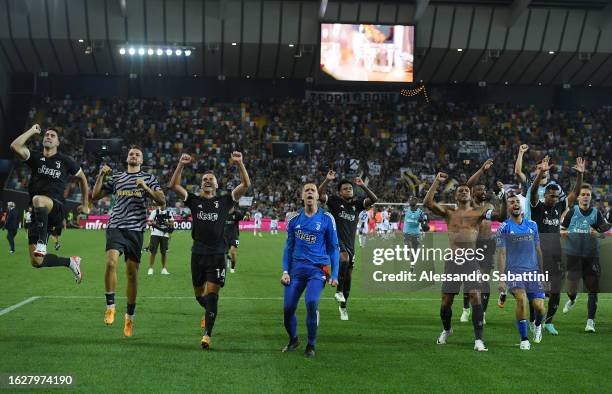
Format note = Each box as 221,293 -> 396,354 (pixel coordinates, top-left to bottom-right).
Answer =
342,265 -> 353,308
546,293 -> 560,324
463,293 -> 469,309
534,308 -> 543,326
40,254 -> 70,268
568,293 -> 577,302
127,303 -> 136,316
481,282 -> 490,312
196,295 -> 208,309
440,306 -> 452,331
529,303 -> 535,323
205,293 -> 219,336
34,207 -> 49,244
105,292 -> 115,306
588,293 -> 598,320
337,261 -> 348,294
471,303 -> 484,340
231,258 -> 236,270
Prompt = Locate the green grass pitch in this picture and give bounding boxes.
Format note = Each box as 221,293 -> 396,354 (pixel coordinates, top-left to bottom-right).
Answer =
1,229 -> 611,392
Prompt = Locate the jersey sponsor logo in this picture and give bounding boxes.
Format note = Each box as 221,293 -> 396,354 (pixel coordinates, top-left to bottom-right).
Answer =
543,218 -> 559,226
197,211 -> 219,221
295,229 -> 317,243
338,211 -> 356,221
37,165 -> 62,179
116,189 -> 144,197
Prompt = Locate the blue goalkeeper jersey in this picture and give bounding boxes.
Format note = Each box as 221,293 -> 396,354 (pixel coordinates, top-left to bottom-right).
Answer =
403,208 -> 424,234
282,208 -> 340,280
495,218 -> 540,272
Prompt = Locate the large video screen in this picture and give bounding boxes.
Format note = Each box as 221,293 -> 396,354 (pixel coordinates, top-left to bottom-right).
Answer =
320,23 -> 414,82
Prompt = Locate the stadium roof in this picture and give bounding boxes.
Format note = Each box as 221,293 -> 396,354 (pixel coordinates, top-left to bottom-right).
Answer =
0,0 -> 611,86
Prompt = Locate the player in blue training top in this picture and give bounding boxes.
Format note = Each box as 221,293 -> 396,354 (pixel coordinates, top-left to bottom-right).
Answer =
496,193 -> 546,350
403,196 -> 427,273
281,182 -> 339,358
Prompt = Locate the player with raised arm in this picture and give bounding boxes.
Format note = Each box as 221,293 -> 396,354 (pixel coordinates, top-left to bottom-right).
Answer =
92,146 -> 165,337
496,193 -> 546,350
560,184 -> 611,332
459,159 -> 496,324
170,152 -> 250,349
318,170 -> 378,320
424,172 -> 506,352
530,156 -> 583,335
10,124 -> 89,283
281,182 -> 339,357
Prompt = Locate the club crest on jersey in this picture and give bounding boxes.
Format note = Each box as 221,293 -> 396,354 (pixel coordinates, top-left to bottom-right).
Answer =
214,201 -> 219,208
315,222 -> 321,230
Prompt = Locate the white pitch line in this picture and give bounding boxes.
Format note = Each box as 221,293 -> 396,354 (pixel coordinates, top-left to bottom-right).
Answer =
0,296 -> 41,316
35,295 -> 612,302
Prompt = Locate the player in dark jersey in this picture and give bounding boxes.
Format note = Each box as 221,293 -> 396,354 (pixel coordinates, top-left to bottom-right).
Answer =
424,172 -> 506,352
170,152 -> 250,349
560,184 -> 611,333
224,206 -> 244,274
92,146 -> 165,337
318,169 -> 378,321
10,124 -> 89,283
530,156 -> 583,335
460,159 -> 497,324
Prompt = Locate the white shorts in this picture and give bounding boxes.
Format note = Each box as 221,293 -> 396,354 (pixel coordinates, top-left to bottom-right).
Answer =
390,222 -> 399,230
255,222 -> 262,229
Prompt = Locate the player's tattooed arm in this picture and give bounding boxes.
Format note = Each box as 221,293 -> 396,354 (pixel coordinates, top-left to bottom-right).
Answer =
514,144 -> 529,184
229,151 -> 251,201
169,154 -> 191,201
318,170 -> 335,203
10,124 -> 41,161
466,159 -> 493,188
92,165 -> 112,201
354,177 -> 378,208
424,172 -> 450,218
530,156 -> 550,207
75,169 -> 90,214
136,178 -> 165,206
567,157 -> 585,208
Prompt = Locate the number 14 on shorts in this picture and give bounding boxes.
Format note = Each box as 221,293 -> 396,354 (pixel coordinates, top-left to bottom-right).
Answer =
216,268 -> 226,278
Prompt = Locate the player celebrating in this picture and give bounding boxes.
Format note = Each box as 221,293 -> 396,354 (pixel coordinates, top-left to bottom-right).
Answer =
92,146 -> 165,337
530,156 -> 583,335
318,170 -> 378,320
224,206 -> 244,274
460,159 -> 496,324
403,196 -> 427,273
424,172 -> 506,352
561,184 -> 611,332
147,204 -> 174,275
10,124 -> 88,283
170,152 -> 250,349
281,182 -> 339,357
496,193 -> 546,350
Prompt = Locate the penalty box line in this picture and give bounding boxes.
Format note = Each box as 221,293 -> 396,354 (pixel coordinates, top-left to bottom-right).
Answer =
0,297 -> 41,317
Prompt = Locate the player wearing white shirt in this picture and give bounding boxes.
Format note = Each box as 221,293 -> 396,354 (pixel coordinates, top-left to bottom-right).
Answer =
253,210 -> 263,237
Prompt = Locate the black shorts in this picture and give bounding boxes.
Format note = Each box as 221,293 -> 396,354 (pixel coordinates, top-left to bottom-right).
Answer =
224,234 -> 239,249
476,238 -> 496,271
106,228 -> 144,263
50,225 -> 63,237
404,233 -> 420,249
149,234 -> 169,254
191,253 -> 226,288
441,258 -> 482,294
28,199 -> 65,244
542,254 -> 564,292
567,255 -> 600,285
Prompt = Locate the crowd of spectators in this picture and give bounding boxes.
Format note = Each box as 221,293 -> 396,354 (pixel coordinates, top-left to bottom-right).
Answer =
5,96 -> 611,218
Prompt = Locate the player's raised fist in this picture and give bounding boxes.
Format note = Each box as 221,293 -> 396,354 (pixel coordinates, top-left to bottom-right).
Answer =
230,151 -> 243,165
354,177 -> 364,186
326,170 -> 336,181
519,144 -> 529,153
483,159 -> 493,171
179,153 -> 192,165
135,178 -> 146,189
436,172 -> 448,182
99,165 -> 112,176
30,124 -> 41,134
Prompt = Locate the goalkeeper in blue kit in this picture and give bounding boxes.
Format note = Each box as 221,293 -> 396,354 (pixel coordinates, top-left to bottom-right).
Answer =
281,183 -> 339,357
